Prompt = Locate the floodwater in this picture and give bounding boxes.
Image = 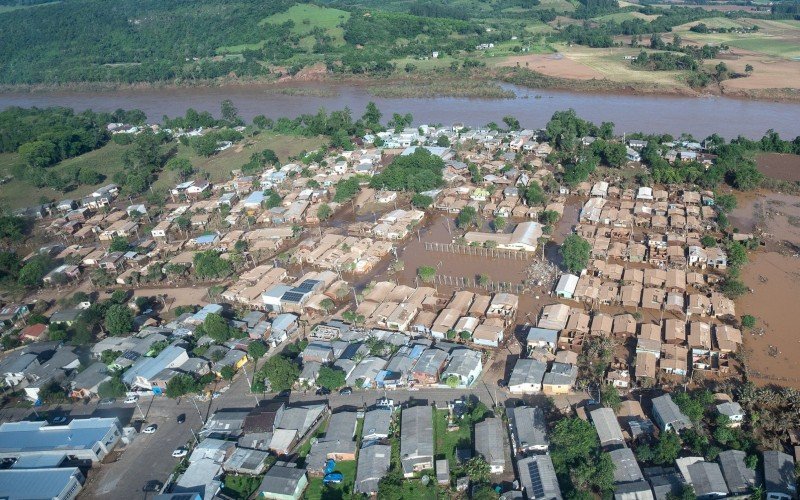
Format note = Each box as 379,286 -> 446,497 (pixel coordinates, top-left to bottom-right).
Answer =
2,82 -> 800,138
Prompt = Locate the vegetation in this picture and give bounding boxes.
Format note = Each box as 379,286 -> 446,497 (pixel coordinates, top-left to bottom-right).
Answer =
257,354 -> 299,392
418,265 -> 437,283
317,365 -> 346,390
370,148 -> 444,192
550,417 -> 615,496
560,234 -> 591,273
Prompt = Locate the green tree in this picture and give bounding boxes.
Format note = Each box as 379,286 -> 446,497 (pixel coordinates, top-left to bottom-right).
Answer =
700,235 -> 717,247
455,206 -> 477,229
726,240 -> 748,269
101,349 -> 121,365
166,157 -> 195,180
98,377 -> 127,398
193,250 -> 232,279
418,266 -> 436,283
18,140 -> 57,168
320,298 -> 335,314
722,278 -> 748,299
362,101 -> 382,129
492,216 -> 506,232
260,355 -> 299,392
317,203 -> 333,221
539,210 -> 560,226
601,384 -> 622,412
220,365 -> 235,380
411,193 -> 433,209
104,304 -> 133,336
201,313 -> 236,343
165,373 -> 198,398
317,365 -> 346,390
248,341 -> 268,361
221,99 -> 239,123
502,115 -> 520,131
715,194 -> 737,213
524,182 -> 546,205
741,314 -> 756,329
560,234 -> 591,273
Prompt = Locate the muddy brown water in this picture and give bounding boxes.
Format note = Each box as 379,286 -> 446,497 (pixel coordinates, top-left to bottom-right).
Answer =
2,82 -> 800,138
756,153 -> 800,182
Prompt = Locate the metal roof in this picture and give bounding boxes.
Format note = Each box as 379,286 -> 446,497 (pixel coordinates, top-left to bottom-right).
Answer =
0,467 -> 83,500
518,454 -> 562,500
0,418 -> 119,455
590,407 -> 625,447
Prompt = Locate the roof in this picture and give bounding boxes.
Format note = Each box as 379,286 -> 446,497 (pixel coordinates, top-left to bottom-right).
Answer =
611,447 -> 645,484
70,361 -> 111,390
400,405 -> 434,473
508,358 -> 547,388
508,406 -> 548,450
687,461 -> 728,497
717,450 -> 755,494
259,463 -> 306,495
527,327 -> 558,345
475,418 -> 505,469
518,454 -> 562,500
362,408 -> 391,441
763,450 -> 796,496
355,443 -> 391,494
174,457 -> 222,500
651,395 -> 692,432
0,467 -> 83,500
0,417 -> 120,455
590,408 -> 625,447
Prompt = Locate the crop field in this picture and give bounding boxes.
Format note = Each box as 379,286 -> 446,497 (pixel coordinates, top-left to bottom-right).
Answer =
262,4 -> 350,48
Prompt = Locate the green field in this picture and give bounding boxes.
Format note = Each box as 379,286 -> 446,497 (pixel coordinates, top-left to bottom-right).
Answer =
532,0 -> 576,12
594,11 -> 659,23
433,410 -> 472,468
264,4 -> 350,50
0,143 -> 129,209
728,38 -> 800,59
304,460 -> 357,500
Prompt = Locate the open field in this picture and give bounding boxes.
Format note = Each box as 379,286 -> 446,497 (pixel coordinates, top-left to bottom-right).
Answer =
532,0 -> 575,12
0,142 -> 129,209
263,4 -> 349,50
593,11 -> 659,23
153,132 -> 325,190
434,409 -> 471,468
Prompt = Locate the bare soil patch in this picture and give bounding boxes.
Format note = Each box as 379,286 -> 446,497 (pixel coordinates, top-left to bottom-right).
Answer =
718,51 -> 800,91
756,153 -> 800,182
498,53 -> 604,80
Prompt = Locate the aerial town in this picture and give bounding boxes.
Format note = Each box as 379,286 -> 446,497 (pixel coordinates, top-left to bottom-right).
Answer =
0,106 -> 797,500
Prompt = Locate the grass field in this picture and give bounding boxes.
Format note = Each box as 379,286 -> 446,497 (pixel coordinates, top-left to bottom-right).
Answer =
593,11 -> 659,22
153,132 -> 325,191
0,143 -> 130,209
676,17 -> 800,60
305,460 -> 357,500
263,4 -> 349,50
532,0 -> 576,12
434,410 -> 471,468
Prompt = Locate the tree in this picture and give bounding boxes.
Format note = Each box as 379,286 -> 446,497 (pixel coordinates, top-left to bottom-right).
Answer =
436,135 -> 450,147
362,101 -> 382,129
104,304 -> 133,336
492,216 -> 506,232
726,240 -> 748,269
601,384 -> 622,412
524,182 -> 546,205
248,341 -> 268,361
653,431 -> 682,465
745,64 -> 754,74
320,298 -> 335,314
201,313 -> 236,343
19,140 -> 57,168
478,274 -> 490,286
165,373 -> 198,398
700,235 -> 717,247
221,99 -> 239,123
193,250 -> 232,279
502,115 -> 520,131
260,355 -> 299,392
418,266 -> 436,283
18,255 -> 51,287
722,278 -> 748,299
411,193 -> 433,209
446,374 -> 460,388
539,210 -> 560,226
98,377 -> 127,398
560,234 -> 591,273
220,365 -> 235,380
456,206 -> 478,229
317,365 -> 346,390
317,203 -> 333,221
166,157 -> 195,180
741,314 -> 756,329
715,193 -> 737,213
101,349 -> 121,365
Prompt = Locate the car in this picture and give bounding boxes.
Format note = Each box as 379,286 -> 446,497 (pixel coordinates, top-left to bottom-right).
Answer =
277,390 -> 291,398
177,413 -> 186,424
315,387 -> 330,396
172,447 -> 188,458
339,387 -> 352,395
50,416 -> 67,425
98,398 -> 116,405
124,395 -> 139,404
142,480 -> 163,493
143,424 -> 157,434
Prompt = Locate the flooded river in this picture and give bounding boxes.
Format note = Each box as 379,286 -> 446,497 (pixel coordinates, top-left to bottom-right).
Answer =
2,82 -> 799,138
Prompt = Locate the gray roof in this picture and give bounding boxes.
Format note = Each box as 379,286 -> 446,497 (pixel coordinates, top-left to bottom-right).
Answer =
355,443 -> 391,494
474,418 -> 505,470
202,410 -> 249,437
526,327 -> 559,345
716,401 -> 743,418
590,407 -> 625,448
542,362 -> 577,387
508,406 -> 548,452
614,480 -> 654,500
258,464 -> 306,496
362,408 -> 391,441
717,450 -> 755,494
442,349 -> 481,379
508,358 -> 547,389
70,362 -> 111,391
686,461 -> 728,497
763,450 -> 796,497
0,352 -> 38,375
651,395 -> 692,432
401,405 -> 434,474
644,467 -> 685,500
223,447 -> 270,474
275,404 -> 325,437
0,418 -> 120,455
610,447 -> 645,484
518,454 -> 562,500
0,467 -> 83,500
122,343 -> 187,385
413,348 -> 449,376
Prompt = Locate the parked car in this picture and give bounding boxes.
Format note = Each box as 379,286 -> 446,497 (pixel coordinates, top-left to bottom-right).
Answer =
124,395 -> 139,404
50,416 -> 67,425
177,413 -> 186,424
339,387 -> 352,395
277,390 -> 291,398
172,447 -> 188,458
99,398 -> 116,405
315,387 -> 330,396
142,480 -> 163,493
143,424 -> 157,434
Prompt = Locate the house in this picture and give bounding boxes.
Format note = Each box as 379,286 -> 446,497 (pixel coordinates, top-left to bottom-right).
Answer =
19,323 -> 47,342
517,455 -> 562,500
257,463 -> 308,500
717,450 -> 755,495
651,395 -> 692,432
400,405 -> 434,477
475,418 -> 506,474
122,343 -> 189,392
542,363 -> 578,395
0,467 -> 86,500
224,448 -> 271,475
763,450 -> 796,500
362,408 -> 391,443
508,358 -> 547,394
686,461 -> 728,499
440,349 -> 482,387
355,443 -> 392,495
555,274 -> 579,299
69,361 -> 111,399
590,407 -> 625,449
508,406 -> 548,454
716,402 -> 744,427
305,411 -> 357,473
411,348 -> 449,385
0,417 -> 122,462
527,327 -> 558,353
463,221 -> 543,252
609,447 -> 650,499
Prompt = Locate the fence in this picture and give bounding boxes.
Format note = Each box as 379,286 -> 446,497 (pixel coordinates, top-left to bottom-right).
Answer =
428,273 -> 528,294
423,242 -> 535,260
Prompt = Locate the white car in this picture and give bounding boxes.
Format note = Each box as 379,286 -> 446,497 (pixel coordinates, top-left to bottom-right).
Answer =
124,395 -> 139,404
172,447 -> 188,458
143,424 -> 157,434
